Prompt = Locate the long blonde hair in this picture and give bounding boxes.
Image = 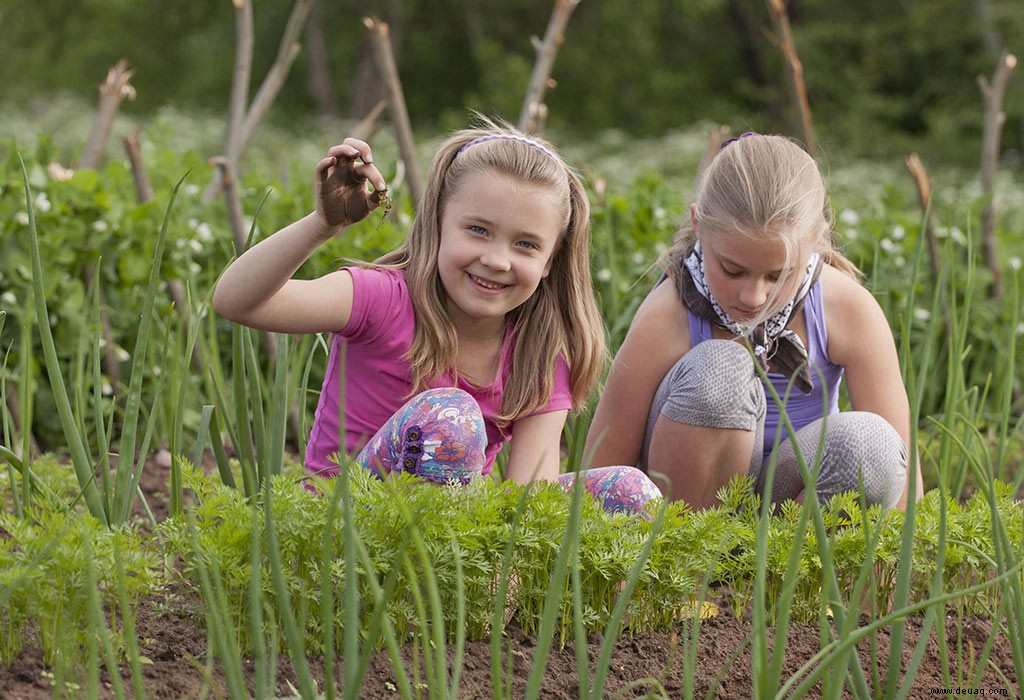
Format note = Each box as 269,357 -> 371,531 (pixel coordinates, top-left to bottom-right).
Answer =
373,119 -> 605,425
664,134 -> 859,321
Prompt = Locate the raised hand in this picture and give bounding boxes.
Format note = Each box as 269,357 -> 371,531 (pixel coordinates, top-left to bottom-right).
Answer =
315,138 -> 388,230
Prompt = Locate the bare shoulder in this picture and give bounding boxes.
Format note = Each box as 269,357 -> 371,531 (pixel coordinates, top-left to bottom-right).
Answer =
820,265 -> 895,364
628,279 -> 691,350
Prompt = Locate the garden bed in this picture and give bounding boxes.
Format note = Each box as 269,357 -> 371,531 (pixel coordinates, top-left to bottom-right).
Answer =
2,454 -> 1020,699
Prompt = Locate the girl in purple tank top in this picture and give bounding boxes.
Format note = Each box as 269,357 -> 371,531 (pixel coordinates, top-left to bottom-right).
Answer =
586,133 -> 922,512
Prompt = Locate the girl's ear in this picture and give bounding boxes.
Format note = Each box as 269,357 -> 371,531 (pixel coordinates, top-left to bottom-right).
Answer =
690,204 -> 699,235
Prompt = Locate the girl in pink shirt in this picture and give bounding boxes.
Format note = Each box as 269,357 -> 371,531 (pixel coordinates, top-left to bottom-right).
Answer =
213,120 -> 660,515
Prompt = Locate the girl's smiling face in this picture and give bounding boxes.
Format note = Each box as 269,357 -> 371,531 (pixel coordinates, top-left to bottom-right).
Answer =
437,169 -> 564,333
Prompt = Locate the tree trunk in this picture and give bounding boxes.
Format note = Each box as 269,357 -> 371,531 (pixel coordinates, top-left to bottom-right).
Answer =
305,0 -> 339,118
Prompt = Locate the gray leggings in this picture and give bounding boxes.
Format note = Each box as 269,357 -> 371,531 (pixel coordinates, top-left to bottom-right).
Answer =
639,340 -> 907,508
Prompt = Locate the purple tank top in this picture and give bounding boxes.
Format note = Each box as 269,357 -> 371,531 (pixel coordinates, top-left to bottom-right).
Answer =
687,279 -> 843,459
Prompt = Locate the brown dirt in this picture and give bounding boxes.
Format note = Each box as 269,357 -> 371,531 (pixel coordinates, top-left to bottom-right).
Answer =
1,454 -> 1020,699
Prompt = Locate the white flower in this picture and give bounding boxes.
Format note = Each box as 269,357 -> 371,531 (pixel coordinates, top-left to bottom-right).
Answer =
892,225 -> 906,241
1011,257 -> 1022,272
880,238 -> 900,254
196,222 -> 213,242
47,162 -> 74,182
91,220 -> 108,232
14,212 -> 29,226
950,227 -> 966,245
101,379 -> 113,397
653,207 -> 667,220
190,239 -> 203,253
34,193 -> 51,213
839,208 -> 860,225
187,217 -> 200,229
596,269 -> 612,283
894,255 -> 906,268
115,346 -> 131,363
189,262 -> 201,276
1018,323 -> 1024,337
1,292 -> 16,304
184,184 -> 200,196
845,228 -> 859,240
633,252 -> 645,265
914,308 -> 931,321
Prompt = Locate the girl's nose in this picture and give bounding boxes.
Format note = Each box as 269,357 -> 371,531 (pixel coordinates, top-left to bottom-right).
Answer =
739,279 -> 771,308
480,247 -> 511,272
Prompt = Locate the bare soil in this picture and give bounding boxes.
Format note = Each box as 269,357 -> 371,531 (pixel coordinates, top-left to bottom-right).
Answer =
1,454 -> 1019,699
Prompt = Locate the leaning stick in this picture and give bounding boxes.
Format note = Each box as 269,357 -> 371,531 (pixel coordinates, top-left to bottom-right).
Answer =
205,0 -> 315,202
80,60 -> 135,169
906,153 -> 952,339
365,16 -> 424,207
518,0 -> 580,133
80,60 -> 136,391
125,131 -> 205,371
977,51 -> 1017,302
766,0 -> 815,156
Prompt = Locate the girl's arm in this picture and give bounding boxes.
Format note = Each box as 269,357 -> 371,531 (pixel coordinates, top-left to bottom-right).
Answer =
585,281 -> 691,468
824,267 -> 924,508
505,409 -> 568,482
212,139 -> 387,334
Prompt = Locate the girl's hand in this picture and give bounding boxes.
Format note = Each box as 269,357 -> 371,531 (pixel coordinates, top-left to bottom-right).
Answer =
315,138 -> 389,232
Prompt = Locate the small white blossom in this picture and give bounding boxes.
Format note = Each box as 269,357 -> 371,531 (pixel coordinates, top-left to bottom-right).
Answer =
1018,323 -> 1024,336
892,225 -> 906,241
184,184 -> 200,196
845,228 -> 859,240
633,252 -> 645,265
196,222 -> 213,242
894,255 -> 906,268
47,162 -> 74,182
596,269 -> 613,283
34,193 -> 51,213
187,218 -> 200,229
880,238 -> 900,254
190,239 -> 203,253
839,208 -> 860,226
102,379 -> 113,397
1,292 -> 16,304
189,262 -> 201,276
1011,257 -> 1022,272
115,346 -> 131,363
914,308 -> 931,321
91,220 -> 108,232
950,227 -> 966,245
15,212 -> 29,226
653,207 -> 667,220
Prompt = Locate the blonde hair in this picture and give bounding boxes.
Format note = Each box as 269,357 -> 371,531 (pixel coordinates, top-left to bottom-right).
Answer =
664,134 -> 859,323
373,119 -> 605,425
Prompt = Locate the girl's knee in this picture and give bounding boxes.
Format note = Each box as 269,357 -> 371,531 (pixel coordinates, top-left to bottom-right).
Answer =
561,466 -> 663,516
659,340 -> 764,428
815,412 -> 907,507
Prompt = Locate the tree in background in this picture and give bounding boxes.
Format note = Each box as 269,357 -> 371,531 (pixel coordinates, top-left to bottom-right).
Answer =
0,0 -> 1020,164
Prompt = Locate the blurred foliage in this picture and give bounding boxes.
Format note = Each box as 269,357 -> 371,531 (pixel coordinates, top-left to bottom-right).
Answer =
0,0 -> 1022,166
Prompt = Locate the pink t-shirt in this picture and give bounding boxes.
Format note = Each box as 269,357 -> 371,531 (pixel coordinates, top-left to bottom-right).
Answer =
305,267 -> 573,477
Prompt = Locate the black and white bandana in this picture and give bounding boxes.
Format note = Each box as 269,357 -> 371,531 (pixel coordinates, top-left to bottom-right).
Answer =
680,240 -> 823,393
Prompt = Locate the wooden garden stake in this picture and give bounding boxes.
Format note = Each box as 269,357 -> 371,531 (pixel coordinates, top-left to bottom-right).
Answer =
79,60 -> 137,392
124,131 -> 205,371
365,16 -> 424,208
518,0 -> 580,133
204,0 -> 316,202
906,153 -> 952,340
80,60 -> 135,170
978,51 -> 1017,302
766,0 -> 815,156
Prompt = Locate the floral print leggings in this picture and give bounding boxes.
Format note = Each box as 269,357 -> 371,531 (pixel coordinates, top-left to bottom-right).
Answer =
355,388 -> 662,515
